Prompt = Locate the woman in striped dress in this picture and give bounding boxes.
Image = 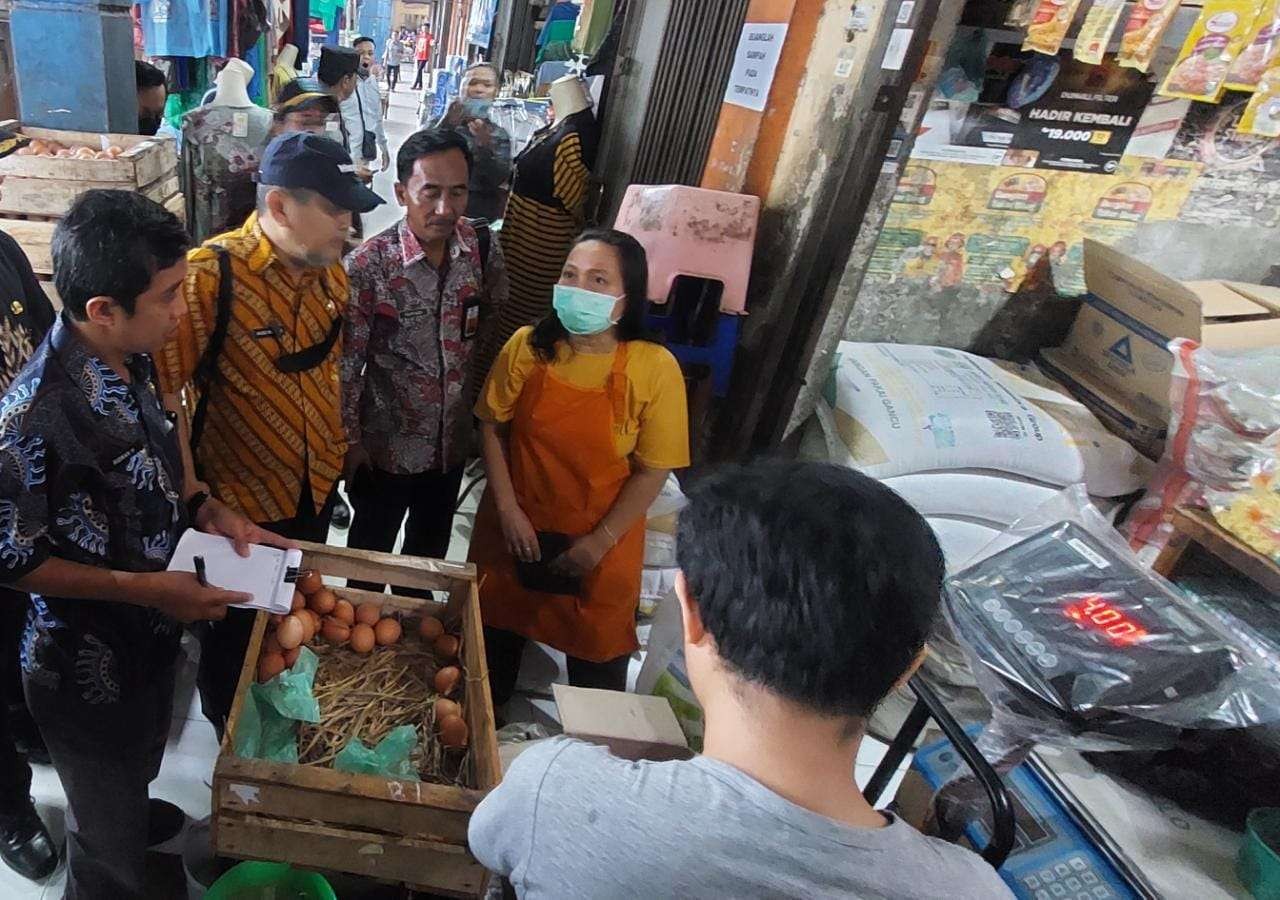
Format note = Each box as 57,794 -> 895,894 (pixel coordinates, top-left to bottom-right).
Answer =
476,108 -> 600,389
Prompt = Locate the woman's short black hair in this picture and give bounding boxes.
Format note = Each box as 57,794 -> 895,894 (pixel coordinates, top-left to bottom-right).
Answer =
52,190 -> 190,320
676,460 -> 944,721
397,127 -> 473,183
529,228 -> 656,362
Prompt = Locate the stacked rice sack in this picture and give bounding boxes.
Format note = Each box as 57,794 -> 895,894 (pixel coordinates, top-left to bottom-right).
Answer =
806,342 -> 1153,573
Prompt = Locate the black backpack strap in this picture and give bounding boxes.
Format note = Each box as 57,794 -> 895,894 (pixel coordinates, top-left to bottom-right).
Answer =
274,315 -> 343,374
189,247 -> 233,454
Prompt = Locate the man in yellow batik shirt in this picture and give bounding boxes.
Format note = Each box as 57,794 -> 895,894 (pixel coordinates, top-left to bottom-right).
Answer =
157,132 -> 382,736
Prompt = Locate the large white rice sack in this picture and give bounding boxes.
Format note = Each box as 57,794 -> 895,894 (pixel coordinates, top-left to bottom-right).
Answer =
925,516 -> 1002,573
816,342 -> 1150,497
882,471 -> 1061,528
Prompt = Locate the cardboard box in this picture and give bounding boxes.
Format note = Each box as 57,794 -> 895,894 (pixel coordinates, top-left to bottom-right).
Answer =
1041,240 -> 1280,455
553,685 -> 692,762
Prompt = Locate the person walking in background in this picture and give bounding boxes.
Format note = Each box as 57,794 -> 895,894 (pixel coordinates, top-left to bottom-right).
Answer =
383,31 -> 404,91
342,130 -> 507,590
0,129 -> 59,884
412,25 -> 434,91
430,63 -> 512,224
157,134 -> 382,738
470,230 -> 689,707
342,37 -> 391,175
135,60 -> 169,137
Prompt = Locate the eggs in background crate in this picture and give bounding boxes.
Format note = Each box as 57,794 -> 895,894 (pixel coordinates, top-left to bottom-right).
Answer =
374,618 -> 402,646
350,623 -> 376,654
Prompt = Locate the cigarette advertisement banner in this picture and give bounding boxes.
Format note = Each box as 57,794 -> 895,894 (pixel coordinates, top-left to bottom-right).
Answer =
868,157 -> 1199,295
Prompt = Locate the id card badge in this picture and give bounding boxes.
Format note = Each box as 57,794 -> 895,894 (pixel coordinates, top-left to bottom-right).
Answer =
463,298 -> 482,340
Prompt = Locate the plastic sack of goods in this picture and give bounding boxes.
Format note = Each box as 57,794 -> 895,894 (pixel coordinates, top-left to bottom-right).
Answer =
1126,338 -> 1280,564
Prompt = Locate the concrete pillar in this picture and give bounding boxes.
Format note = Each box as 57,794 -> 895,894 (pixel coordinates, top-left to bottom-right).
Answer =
11,0 -> 137,132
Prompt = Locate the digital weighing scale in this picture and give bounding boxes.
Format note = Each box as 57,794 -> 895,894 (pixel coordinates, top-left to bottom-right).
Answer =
945,521 -> 1244,741
912,734 -> 1146,900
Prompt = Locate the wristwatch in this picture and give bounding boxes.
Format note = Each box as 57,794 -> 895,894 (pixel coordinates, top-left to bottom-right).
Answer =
187,491 -> 212,523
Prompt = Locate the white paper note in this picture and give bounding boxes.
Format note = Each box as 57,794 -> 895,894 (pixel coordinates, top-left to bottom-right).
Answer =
166,529 -> 302,614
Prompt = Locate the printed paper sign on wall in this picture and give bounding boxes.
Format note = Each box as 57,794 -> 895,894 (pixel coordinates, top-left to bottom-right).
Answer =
724,23 -> 789,112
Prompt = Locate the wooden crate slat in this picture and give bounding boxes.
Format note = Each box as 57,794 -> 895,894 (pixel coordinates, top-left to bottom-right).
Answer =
0,170 -> 179,218
214,777 -> 474,842
215,753 -> 488,812
461,578 -> 501,790
297,539 -> 474,594
333,583 -> 449,617
216,814 -> 489,897
1,218 -> 55,274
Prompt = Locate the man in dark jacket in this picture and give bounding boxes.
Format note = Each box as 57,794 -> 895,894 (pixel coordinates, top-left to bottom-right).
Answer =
0,128 -> 59,882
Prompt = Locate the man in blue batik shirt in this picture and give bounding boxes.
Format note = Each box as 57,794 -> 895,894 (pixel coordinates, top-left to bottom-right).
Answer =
0,190 -> 290,899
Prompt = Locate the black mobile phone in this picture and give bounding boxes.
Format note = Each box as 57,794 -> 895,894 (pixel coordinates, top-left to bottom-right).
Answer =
515,532 -> 583,597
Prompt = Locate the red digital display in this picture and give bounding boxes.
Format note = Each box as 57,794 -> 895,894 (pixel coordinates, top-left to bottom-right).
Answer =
1065,595 -> 1148,646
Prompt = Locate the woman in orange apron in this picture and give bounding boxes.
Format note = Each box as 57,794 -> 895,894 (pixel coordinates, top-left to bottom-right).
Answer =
469,229 -> 690,709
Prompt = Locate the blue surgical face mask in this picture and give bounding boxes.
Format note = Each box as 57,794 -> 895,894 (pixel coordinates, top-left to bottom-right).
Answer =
553,284 -> 621,336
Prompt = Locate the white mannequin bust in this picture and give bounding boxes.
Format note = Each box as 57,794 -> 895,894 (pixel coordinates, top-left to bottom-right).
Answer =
276,44 -> 299,74
549,75 -> 592,118
211,59 -> 255,108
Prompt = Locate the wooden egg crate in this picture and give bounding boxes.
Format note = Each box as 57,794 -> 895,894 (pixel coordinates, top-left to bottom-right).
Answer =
212,541 -> 501,898
0,120 -> 183,278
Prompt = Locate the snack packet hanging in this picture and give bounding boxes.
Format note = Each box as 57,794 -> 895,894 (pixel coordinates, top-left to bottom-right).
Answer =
1225,0 -> 1280,91
1240,60 -> 1280,135
1118,0 -> 1183,72
1160,0 -> 1258,101
1023,0 -> 1085,55
1075,0 -> 1129,64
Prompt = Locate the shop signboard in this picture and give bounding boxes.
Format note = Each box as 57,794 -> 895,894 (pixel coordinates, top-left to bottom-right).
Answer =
916,47 -> 1154,174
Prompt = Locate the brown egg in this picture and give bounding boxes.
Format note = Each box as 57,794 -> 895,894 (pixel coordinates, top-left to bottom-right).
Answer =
433,665 -> 461,695
333,599 -> 355,625
356,602 -> 382,626
296,570 -> 323,595
349,622 -> 376,654
269,613 -> 284,627
55,149 -> 75,158
297,611 -> 317,644
263,632 -> 283,655
438,714 -> 469,748
308,588 -> 336,615
276,615 -> 305,651
374,617 -> 402,646
104,145 -> 124,158
257,651 -> 286,682
28,139 -> 47,154
433,634 -> 460,660
321,617 -> 351,644
282,646 -> 301,668
73,147 -> 96,159
291,591 -> 306,612
433,698 -> 460,720
418,616 -> 444,641
14,146 -> 33,156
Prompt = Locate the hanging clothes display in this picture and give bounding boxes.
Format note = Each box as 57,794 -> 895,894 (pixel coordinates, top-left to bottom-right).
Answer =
229,0 -> 268,59
536,1 -> 580,62
139,0 -> 228,58
180,104 -> 273,242
572,0 -> 614,57
475,108 -> 600,384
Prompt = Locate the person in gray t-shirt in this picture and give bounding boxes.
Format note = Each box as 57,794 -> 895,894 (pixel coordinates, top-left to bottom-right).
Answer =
469,460 -> 1014,899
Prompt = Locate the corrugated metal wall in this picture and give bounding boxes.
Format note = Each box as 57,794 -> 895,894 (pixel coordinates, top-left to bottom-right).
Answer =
628,0 -> 750,186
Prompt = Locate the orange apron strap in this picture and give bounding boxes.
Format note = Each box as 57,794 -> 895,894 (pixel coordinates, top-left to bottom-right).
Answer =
608,341 -> 630,428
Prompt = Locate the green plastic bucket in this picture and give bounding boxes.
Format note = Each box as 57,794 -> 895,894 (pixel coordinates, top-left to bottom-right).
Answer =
204,861 -> 337,900
1238,808 -> 1280,900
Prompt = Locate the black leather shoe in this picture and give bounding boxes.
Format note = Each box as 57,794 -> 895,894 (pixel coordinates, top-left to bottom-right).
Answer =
147,798 -> 186,849
0,799 -> 58,881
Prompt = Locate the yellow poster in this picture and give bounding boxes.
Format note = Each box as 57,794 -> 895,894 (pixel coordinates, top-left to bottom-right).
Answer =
871,157 -> 1200,294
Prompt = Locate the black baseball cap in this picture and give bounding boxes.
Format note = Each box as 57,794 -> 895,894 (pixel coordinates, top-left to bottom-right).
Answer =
273,78 -> 340,116
256,133 -> 383,213
318,45 -> 360,85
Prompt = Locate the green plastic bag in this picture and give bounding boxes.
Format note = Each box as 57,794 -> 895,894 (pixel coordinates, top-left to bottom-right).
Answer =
333,725 -> 420,781
232,646 -> 322,764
